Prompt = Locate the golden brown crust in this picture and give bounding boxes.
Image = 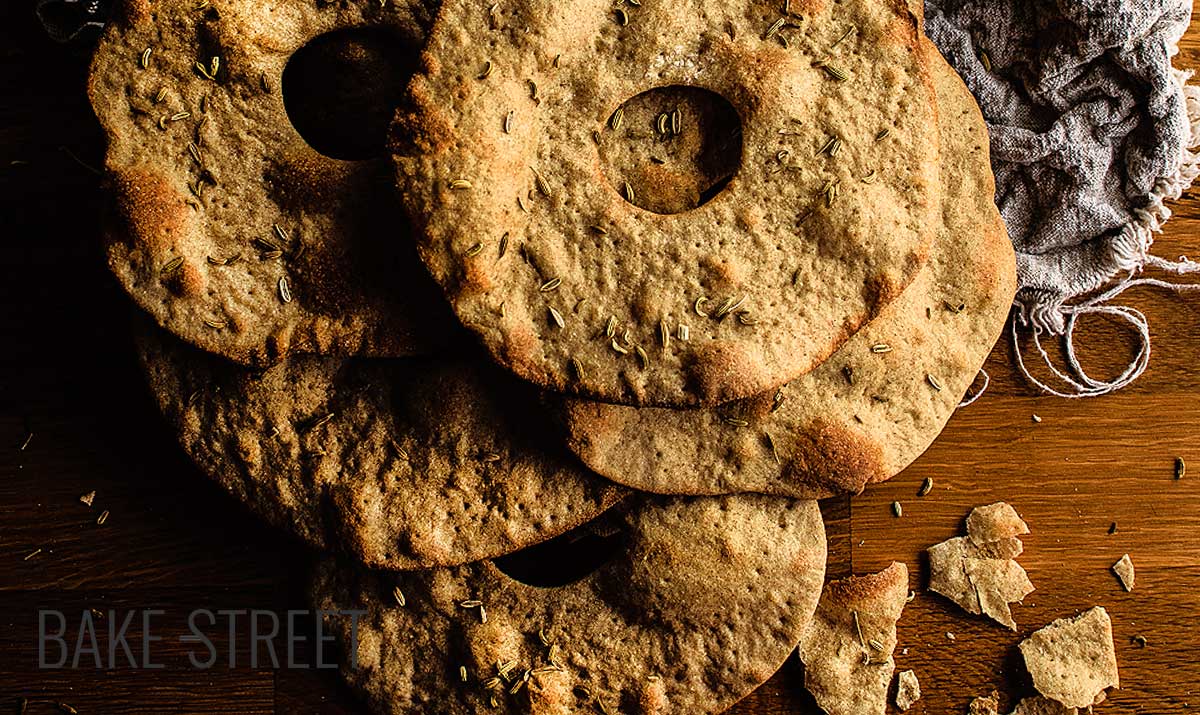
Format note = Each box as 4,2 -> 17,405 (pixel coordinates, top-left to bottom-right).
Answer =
778,420 -> 887,494
393,0 -> 940,407
683,341 -> 772,406
823,561 -> 909,608
107,165 -> 194,253
554,40 -> 1016,498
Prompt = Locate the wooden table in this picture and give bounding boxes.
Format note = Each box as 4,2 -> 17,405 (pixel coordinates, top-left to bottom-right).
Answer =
2,3 -> 1198,712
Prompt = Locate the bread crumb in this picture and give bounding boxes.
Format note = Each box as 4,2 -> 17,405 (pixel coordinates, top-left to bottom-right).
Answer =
1009,696 -> 1078,714
1111,554 -> 1134,591
968,690 -> 1000,715
895,669 -> 920,711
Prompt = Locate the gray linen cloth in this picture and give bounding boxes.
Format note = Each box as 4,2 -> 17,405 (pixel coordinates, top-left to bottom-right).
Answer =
925,0 -> 1200,335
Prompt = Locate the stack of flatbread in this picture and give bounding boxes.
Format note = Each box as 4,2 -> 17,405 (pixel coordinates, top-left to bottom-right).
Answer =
88,0 -> 1015,711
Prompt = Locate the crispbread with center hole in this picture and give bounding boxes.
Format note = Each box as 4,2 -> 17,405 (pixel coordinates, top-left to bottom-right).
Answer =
393,0 -> 940,406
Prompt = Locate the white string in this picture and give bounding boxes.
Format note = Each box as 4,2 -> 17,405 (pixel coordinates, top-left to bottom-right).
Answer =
1014,268 -> 1200,398
957,367 -> 990,407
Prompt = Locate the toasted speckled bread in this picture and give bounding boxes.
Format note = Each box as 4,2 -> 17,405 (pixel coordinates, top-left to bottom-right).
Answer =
313,495 -> 826,715
136,320 -> 625,570
798,562 -> 911,715
393,0 -> 940,407
1019,607 -> 1119,710
90,0 -> 453,366
556,41 -> 1015,497
928,502 -> 1034,630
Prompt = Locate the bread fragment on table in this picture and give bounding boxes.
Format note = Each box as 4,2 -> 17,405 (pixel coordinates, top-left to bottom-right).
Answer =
798,562 -> 910,715
928,502 -> 1034,629
1019,606 -> 1119,709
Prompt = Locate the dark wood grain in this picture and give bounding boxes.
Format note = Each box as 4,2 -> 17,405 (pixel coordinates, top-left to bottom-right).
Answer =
2,3 -> 1199,713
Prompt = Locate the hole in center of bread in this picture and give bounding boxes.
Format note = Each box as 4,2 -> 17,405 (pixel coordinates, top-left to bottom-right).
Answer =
282,28 -> 417,161
492,516 -> 626,588
599,86 -> 742,214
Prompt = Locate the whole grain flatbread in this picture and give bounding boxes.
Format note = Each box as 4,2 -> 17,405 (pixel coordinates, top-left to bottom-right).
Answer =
968,694 -> 1080,715
797,562 -> 911,715
90,0 -> 453,365
1019,607 -> 1119,709
595,85 -> 743,216
393,0 -> 940,407
928,502 -> 1034,630
313,495 -> 826,715
136,322 -> 625,570
557,42 -> 1015,496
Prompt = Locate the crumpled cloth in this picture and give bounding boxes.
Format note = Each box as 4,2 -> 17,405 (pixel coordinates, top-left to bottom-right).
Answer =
925,0 -> 1200,334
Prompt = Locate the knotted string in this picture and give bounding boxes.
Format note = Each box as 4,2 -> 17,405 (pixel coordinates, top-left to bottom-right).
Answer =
999,63 -> 1200,400
1013,256 -> 1200,398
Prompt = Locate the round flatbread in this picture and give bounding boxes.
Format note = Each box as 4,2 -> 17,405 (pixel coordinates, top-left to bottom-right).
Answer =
558,42 -> 1016,497
136,322 -> 625,569
393,0 -> 940,407
313,494 -> 826,715
91,0 -> 452,365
